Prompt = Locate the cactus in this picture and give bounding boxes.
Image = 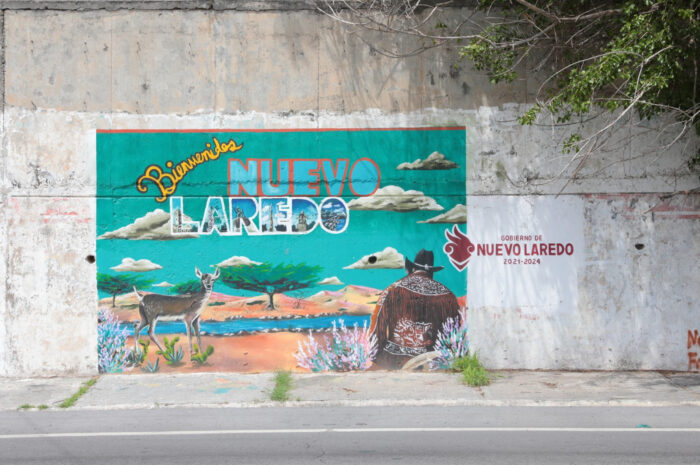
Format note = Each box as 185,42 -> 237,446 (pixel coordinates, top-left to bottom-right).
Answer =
191,344 -> 215,365
157,336 -> 184,365
128,339 -> 150,366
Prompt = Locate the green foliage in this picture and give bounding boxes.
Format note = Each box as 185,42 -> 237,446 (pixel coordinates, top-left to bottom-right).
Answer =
270,370 -> 293,402
97,273 -> 154,306
157,336 -> 184,365
128,339 -> 150,366
456,0 -> 700,168
191,344 -> 215,365
452,353 -> 491,387
142,358 -> 160,373
37,404 -> 49,410
59,378 -> 98,408
460,24 -> 518,83
169,279 -> 202,295
219,263 -> 322,309
18,404 -> 33,410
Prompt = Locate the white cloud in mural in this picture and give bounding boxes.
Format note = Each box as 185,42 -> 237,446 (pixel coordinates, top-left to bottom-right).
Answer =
343,247 -> 404,270
214,255 -> 263,268
111,257 -> 163,272
153,281 -> 174,288
347,185 -> 444,212
318,276 -> 344,285
418,204 -> 467,224
98,208 -> 198,241
397,151 -> 458,170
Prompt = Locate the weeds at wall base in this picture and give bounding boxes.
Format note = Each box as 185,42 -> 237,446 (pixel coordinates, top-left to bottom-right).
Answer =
452,353 -> 492,387
59,377 -> 98,408
270,370 -> 292,402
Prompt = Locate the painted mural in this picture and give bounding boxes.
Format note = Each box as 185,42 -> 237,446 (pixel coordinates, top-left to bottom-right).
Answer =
96,128 -> 467,373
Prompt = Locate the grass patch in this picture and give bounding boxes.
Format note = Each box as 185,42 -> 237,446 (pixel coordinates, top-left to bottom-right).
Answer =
452,353 -> 491,387
270,370 -> 292,402
18,403 -> 49,411
59,377 -> 98,409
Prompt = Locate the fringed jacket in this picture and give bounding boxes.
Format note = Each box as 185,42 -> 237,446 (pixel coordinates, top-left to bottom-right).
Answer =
369,271 -> 460,356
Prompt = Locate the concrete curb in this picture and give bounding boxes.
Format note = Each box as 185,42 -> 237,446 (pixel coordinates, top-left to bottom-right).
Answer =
4,371 -> 700,412
36,399 -> 700,412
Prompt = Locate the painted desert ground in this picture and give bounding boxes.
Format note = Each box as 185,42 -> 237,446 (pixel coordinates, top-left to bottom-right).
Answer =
101,285 -> 382,373
100,286 -> 467,373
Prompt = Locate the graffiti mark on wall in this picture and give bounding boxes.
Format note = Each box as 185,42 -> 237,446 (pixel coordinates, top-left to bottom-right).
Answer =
96,127 -> 466,373
688,330 -> 700,371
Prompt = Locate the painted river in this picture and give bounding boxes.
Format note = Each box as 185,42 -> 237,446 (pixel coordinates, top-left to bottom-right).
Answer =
121,314 -> 371,336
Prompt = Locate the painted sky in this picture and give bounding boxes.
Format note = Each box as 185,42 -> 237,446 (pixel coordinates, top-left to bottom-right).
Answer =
96,128 -> 467,298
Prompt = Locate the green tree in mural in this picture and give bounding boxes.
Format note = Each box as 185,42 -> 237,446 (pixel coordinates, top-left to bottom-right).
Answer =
219,263 -> 322,310
169,279 -> 205,295
97,273 -> 155,307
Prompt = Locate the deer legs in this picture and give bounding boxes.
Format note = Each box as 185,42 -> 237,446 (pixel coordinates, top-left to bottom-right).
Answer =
134,318 -> 201,360
134,317 -> 166,355
192,317 -> 202,350
184,314 -> 195,355
147,319 -> 166,353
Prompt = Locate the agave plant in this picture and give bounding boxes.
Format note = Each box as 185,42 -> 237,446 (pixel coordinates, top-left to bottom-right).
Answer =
430,307 -> 469,370
97,307 -> 132,373
294,319 -> 377,372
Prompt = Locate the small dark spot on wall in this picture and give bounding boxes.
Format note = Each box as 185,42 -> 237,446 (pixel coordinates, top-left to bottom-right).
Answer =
461,82 -> 470,95
480,150 -> 495,156
142,82 -> 149,91
449,65 -> 460,79
103,44 -> 109,52
427,71 -> 435,86
634,243 -> 644,250
86,255 -> 96,264
368,255 -> 378,264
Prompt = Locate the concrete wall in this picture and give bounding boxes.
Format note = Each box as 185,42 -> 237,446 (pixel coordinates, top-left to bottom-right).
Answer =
0,3 -> 697,376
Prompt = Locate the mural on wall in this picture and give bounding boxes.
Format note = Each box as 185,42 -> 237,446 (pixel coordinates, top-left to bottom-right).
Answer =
96,128 -> 467,373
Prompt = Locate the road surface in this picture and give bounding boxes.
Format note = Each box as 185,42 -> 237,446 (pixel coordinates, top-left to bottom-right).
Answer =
1,405 -> 699,464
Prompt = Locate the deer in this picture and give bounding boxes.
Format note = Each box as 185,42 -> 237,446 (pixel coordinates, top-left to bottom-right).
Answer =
133,267 -> 220,358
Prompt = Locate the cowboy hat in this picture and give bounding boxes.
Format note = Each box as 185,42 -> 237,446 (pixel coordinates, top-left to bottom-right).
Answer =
404,249 -> 444,275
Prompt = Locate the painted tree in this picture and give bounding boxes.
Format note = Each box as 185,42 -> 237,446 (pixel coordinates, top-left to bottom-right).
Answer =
97,273 -> 155,307
169,279 -> 203,295
219,263 -> 322,309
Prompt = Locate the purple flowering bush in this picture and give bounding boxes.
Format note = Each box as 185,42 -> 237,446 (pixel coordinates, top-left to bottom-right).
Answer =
430,307 -> 469,370
97,307 -> 132,373
294,319 -> 378,372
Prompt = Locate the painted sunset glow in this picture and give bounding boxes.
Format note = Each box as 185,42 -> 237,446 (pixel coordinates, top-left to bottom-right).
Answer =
96,128 -> 466,373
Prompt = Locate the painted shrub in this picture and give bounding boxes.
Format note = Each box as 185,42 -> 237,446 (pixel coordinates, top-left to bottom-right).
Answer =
96,128 -> 467,373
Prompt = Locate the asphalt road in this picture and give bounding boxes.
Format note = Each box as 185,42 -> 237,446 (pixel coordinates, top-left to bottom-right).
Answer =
1,406 -> 699,464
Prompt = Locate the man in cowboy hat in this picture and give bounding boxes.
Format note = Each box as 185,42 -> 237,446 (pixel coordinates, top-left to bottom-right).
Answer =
369,249 -> 460,369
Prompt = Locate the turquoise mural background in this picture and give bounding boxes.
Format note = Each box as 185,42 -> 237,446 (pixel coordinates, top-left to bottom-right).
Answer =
96,128 -> 467,299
